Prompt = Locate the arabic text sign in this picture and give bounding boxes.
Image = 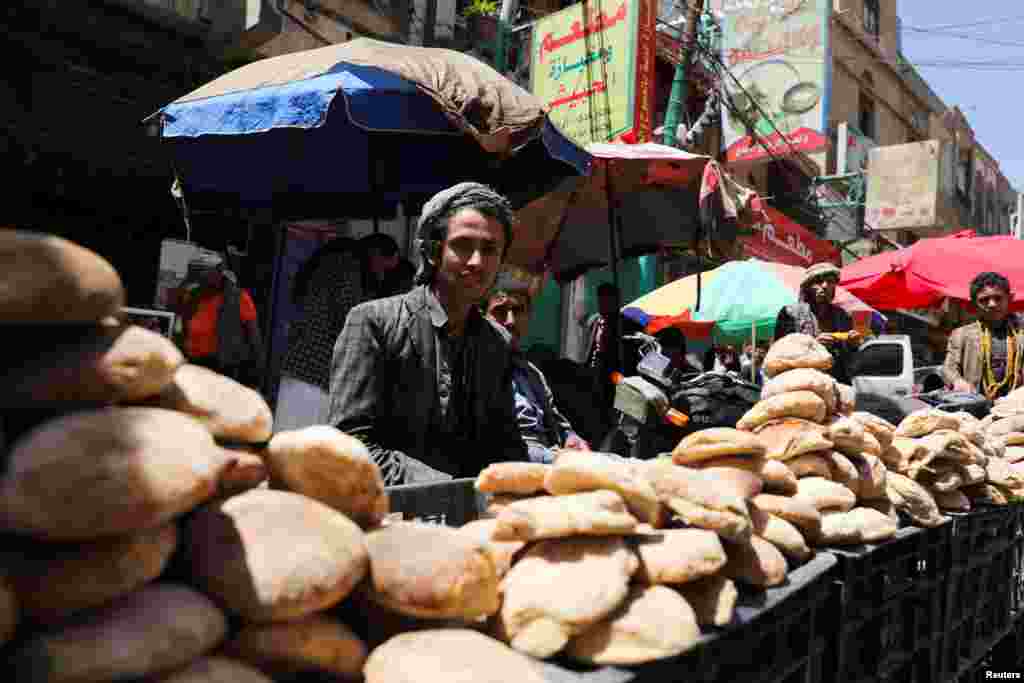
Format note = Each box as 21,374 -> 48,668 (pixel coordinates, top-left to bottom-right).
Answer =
740,206 -> 838,266
865,141 -> 942,232
532,0 -> 655,146
720,0 -> 830,163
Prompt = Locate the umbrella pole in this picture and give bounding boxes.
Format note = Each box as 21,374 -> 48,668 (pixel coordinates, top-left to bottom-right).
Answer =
604,162 -> 624,371
751,320 -> 757,383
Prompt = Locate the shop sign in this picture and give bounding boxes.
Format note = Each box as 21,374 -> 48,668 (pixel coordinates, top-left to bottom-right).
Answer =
719,0 -> 831,163
740,205 -> 839,266
865,140 -> 945,232
531,0 -> 656,146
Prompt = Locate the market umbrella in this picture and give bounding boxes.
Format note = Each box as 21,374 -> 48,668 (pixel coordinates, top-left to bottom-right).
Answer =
151,38 -> 591,220
840,230 -> 1024,311
513,144 -> 760,280
623,259 -> 880,344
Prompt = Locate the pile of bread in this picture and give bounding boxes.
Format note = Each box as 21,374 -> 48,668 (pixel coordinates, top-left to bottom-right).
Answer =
0,231 -> 545,683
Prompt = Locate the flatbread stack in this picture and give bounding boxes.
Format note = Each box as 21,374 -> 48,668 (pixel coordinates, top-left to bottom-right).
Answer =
695,335 -> 901,547
0,231 -> 436,681
463,449 -> 821,665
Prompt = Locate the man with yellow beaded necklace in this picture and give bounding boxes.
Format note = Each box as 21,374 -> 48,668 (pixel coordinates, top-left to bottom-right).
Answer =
943,272 -> 1024,400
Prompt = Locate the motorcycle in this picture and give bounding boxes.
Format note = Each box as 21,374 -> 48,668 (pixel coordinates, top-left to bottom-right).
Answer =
600,333 -> 762,459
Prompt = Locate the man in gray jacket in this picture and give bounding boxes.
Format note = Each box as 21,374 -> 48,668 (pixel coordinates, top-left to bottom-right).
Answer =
485,282 -> 590,463
327,183 -> 528,484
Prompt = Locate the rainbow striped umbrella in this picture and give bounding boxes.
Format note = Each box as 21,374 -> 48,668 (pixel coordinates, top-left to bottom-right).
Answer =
622,259 -> 881,344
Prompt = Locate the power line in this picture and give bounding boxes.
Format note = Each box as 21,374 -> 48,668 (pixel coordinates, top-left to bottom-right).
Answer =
905,14 -> 1024,31
903,25 -> 1024,50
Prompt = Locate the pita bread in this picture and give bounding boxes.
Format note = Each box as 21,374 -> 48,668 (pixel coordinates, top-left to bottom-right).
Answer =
364,523 -> 500,621
827,452 -> 861,496
917,469 -> 963,493
476,463 -> 551,496
265,426 -> 389,529
886,473 -> 945,527
846,507 -> 898,543
458,519 -> 525,579
678,575 -> 738,627
749,503 -> 811,561
794,476 -> 857,512
812,510 -> 862,546
760,368 -> 838,413
752,419 -> 833,461
883,438 -> 928,473
786,454 -> 834,479
632,529 -> 727,584
895,409 -> 961,438
499,537 -> 638,658
492,490 -> 638,542
566,585 -> 700,666
1005,446 -> 1024,463
826,417 -> 867,456
736,392 -> 827,431
484,494 -> 542,518
958,463 -> 987,485
750,494 -> 822,537
672,428 -> 766,464
855,453 -> 888,501
641,462 -> 751,540
722,535 -> 788,587
227,615 -> 366,678
986,457 -> 1024,488
544,452 -> 661,524
860,498 -> 900,525
156,658 -> 273,683
962,483 -> 1009,506
695,467 -> 763,499
694,456 -> 798,494
850,412 -> 896,450
363,630 -> 546,683
762,334 -> 833,378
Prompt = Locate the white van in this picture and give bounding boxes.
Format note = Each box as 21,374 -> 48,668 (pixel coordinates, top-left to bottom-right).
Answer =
849,334 -> 947,423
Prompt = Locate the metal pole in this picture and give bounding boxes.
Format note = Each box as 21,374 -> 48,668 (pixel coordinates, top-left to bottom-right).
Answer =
662,0 -> 705,148
604,162 -> 623,370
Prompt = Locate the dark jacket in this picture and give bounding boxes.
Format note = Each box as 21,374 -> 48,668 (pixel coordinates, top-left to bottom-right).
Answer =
774,302 -> 855,383
327,285 -> 527,484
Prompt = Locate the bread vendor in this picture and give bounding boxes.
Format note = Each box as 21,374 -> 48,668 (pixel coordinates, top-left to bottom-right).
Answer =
484,277 -> 590,464
943,271 -> 1024,399
327,183 -> 528,485
773,261 -> 862,383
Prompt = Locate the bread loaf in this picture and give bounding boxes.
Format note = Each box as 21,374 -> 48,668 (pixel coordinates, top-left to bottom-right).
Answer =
458,519 -> 525,579
835,383 -> 856,416
544,451 -> 661,524
677,575 -> 737,627
762,334 -> 833,377
736,392 -> 827,431
787,453 -> 834,479
227,615 -> 367,678
752,419 -> 832,461
364,630 -> 546,683
760,368 -> 838,413
749,503 -> 811,561
886,473 -> 945,527
153,657 -> 273,683
672,428 -> 766,463
492,490 -> 638,541
566,585 -> 700,665
895,409 -> 961,438
693,455 -> 798,494
499,537 -> 638,658
856,453 -> 888,501
632,528 -> 727,584
850,412 -> 896,450
722,535 -> 788,587
846,507 -> 898,543
476,462 -> 551,496
813,510 -> 862,546
933,490 -> 971,512
751,494 -> 822,536
265,426 -> 388,528
827,452 -> 861,496
794,477 -> 857,512
826,416 -> 867,456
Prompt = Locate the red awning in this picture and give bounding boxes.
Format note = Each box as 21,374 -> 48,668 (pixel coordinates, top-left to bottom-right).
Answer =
739,206 -> 839,268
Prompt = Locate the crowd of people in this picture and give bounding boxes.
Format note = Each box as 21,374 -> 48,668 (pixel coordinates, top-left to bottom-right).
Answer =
166,181 -> 1022,485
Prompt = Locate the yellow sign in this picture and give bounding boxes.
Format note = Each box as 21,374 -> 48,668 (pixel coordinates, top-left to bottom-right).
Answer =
531,0 -> 655,147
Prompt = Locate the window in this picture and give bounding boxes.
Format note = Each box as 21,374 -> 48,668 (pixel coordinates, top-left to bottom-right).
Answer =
849,342 -> 904,378
858,91 -> 876,140
864,0 -> 880,38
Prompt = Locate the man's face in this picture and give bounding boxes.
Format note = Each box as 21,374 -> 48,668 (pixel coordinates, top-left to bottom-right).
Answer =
435,208 -> 505,303
975,285 -> 1011,324
486,292 -> 530,349
807,275 -> 837,305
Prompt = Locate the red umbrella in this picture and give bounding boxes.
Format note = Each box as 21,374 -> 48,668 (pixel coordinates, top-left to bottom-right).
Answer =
840,230 -> 1024,311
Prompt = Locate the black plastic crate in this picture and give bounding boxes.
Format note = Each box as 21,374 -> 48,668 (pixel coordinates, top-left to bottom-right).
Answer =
540,553 -> 837,683
822,577 -> 945,683
824,524 -> 949,620
385,478 -> 487,527
942,539 -> 1024,682
947,506 -> 1020,568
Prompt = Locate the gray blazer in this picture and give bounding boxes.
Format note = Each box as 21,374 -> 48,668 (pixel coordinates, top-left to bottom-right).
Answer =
328,285 -> 527,485
943,318 -> 1024,392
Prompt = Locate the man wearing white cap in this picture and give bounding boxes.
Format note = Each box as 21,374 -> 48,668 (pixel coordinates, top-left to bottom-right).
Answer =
774,261 -> 862,382
485,270 -> 590,463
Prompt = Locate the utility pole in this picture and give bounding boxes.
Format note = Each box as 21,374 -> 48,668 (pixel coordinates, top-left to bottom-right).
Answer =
494,0 -> 519,73
662,0 -> 705,148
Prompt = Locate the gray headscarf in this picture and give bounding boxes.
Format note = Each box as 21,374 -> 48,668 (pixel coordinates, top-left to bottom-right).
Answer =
414,182 -> 515,285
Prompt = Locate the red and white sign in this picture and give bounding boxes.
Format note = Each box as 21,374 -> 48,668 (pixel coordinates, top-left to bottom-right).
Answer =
726,128 -> 829,164
740,206 -> 839,267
